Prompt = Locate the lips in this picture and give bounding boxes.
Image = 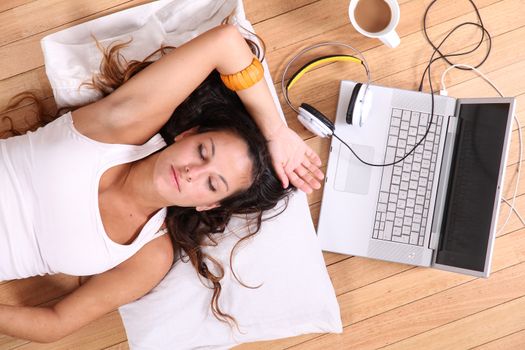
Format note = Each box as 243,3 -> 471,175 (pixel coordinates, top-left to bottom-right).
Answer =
171,165 -> 181,192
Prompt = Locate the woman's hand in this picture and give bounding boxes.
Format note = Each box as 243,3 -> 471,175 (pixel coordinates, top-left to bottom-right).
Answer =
267,124 -> 324,194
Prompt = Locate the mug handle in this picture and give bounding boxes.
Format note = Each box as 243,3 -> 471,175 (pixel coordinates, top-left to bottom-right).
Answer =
380,30 -> 400,48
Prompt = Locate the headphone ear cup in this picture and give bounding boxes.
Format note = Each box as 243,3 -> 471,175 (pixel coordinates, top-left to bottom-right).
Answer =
298,103 -> 334,138
346,82 -> 363,125
359,88 -> 373,126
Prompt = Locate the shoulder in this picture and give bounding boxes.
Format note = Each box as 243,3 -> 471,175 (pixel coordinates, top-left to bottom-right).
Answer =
141,233 -> 175,268
122,233 -> 174,277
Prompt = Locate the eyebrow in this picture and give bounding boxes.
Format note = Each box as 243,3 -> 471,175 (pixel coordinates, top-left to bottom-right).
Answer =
210,137 -> 229,192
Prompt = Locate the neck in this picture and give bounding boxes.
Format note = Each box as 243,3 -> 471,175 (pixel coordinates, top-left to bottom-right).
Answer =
120,153 -> 167,217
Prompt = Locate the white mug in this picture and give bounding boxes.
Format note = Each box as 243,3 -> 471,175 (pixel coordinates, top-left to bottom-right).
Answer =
348,0 -> 401,48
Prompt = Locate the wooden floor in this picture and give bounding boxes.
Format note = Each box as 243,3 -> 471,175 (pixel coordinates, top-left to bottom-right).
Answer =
1,0 -> 525,348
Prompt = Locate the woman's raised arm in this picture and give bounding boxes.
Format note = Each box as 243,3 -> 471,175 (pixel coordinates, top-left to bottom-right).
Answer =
75,24 -> 255,145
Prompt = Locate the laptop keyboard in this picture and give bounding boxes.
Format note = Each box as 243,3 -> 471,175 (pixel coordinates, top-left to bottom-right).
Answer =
372,108 -> 444,246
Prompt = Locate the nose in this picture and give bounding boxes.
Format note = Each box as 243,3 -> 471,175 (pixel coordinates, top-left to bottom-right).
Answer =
183,164 -> 207,183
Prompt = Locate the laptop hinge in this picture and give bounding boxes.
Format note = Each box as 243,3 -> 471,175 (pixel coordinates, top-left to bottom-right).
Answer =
428,115 -> 458,251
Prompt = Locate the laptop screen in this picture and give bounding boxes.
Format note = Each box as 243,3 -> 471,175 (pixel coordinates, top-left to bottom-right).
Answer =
435,102 -> 511,272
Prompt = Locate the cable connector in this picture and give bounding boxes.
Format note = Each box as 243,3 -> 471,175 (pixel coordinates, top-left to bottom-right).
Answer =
439,89 -> 448,96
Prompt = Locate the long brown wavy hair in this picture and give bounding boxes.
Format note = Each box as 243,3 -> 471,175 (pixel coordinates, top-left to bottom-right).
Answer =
1,28 -> 292,330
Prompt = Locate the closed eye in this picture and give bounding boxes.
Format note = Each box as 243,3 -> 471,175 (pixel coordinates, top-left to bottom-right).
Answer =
199,144 -> 216,192
208,177 -> 217,192
198,144 -> 206,160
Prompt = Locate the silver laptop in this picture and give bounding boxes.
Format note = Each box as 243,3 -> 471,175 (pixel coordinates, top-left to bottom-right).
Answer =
317,80 -> 515,278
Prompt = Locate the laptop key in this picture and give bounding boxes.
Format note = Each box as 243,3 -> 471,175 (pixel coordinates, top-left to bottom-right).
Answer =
393,226 -> 402,237
388,136 -> 397,147
392,117 -> 401,127
410,115 -> 418,127
380,168 -> 393,192
386,146 -> 396,163
392,108 -> 402,118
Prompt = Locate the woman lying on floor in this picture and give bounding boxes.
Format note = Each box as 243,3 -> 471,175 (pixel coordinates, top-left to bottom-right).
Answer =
0,24 -> 323,342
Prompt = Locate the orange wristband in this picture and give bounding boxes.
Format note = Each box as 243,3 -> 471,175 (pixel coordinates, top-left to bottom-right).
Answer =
220,57 -> 264,91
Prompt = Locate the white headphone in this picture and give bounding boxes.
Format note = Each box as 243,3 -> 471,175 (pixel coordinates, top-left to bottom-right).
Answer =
281,42 -> 374,138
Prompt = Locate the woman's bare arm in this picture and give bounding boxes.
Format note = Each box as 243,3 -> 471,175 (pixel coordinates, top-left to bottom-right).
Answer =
0,234 -> 173,343
74,24 -> 255,145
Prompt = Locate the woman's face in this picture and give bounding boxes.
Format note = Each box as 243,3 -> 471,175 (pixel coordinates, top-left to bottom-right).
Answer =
153,128 -> 253,211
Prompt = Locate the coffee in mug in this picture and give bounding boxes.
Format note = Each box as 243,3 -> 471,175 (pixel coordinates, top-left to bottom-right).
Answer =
354,0 -> 392,33
349,0 -> 401,48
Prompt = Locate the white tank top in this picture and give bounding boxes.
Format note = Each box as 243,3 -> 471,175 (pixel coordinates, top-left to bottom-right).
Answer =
0,112 -> 168,280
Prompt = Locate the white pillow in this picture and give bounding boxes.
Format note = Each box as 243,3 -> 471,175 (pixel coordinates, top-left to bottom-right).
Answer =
40,1 -> 342,349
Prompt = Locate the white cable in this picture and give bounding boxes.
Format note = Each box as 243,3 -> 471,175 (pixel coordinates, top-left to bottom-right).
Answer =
440,64 -> 523,235
499,113 -> 523,234
502,197 -> 525,226
440,64 -> 504,96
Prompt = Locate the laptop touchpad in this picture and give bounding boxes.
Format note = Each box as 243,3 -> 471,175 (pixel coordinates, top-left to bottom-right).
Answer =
334,144 -> 374,195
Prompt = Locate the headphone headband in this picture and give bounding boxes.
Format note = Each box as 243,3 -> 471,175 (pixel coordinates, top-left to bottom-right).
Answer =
286,54 -> 364,90
281,42 -> 372,114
